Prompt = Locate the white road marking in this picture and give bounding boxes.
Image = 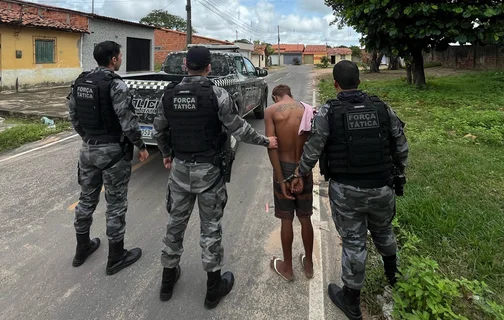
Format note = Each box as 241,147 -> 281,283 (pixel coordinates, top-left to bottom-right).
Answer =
309,78 -> 326,320
274,77 -> 283,83
0,134 -> 79,164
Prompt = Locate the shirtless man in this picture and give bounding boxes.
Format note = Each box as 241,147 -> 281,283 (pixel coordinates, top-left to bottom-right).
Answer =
265,84 -> 314,281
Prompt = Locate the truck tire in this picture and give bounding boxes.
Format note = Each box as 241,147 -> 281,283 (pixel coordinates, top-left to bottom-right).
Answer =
254,90 -> 267,119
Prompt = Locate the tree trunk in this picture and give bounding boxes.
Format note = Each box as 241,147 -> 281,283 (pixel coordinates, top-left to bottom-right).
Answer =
406,63 -> 412,85
388,56 -> 399,70
411,49 -> 426,87
369,51 -> 384,73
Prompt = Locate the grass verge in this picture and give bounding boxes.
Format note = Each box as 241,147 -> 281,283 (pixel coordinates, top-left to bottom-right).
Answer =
0,117 -> 72,153
318,71 -> 504,319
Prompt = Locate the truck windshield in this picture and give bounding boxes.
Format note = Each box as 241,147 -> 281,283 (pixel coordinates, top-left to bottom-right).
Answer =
163,53 -> 231,77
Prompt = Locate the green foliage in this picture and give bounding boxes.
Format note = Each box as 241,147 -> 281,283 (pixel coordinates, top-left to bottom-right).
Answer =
392,223 -> 504,320
350,45 -> 362,58
0,118 -> 71,153
139,9 -> 196,33
320,56 -> 330,68
324,0 -> 504,85
317,71 -> 504,317
235,39 -> 252,44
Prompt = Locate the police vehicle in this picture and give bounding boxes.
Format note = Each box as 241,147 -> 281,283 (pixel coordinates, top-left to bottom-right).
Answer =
121,44 -> 269,151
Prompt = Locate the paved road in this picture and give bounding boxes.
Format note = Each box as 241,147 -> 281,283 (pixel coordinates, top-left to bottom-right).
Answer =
0,65 -> 345,320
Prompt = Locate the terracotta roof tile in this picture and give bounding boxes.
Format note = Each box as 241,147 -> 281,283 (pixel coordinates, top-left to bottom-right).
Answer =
0,7 -> 88,33
253,44 -> 266,55
303,45 -> 327,54
327,48 -> 352,55
273,44 -> 305,53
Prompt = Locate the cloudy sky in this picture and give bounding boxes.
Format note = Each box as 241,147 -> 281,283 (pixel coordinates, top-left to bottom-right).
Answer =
29,0 -> 361,46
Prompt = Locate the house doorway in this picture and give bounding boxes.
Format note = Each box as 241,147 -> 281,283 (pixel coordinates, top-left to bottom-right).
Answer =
126,37 -> 151,72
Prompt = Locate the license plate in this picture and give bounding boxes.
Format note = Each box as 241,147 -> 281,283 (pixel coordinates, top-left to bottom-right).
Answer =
140,125 -> 153,138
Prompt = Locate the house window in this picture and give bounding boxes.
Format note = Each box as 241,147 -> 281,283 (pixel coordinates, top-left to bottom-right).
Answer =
34,38 -> 56,64
340,55 -> 346,60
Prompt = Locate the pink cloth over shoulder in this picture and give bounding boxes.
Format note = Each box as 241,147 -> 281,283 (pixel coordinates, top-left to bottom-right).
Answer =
298,101 -> 315,135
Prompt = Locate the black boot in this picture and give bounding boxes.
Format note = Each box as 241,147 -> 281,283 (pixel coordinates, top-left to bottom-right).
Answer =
73,233 -> 100,267
383,254 -> 399,287
328,284 -> 362,320
204,270 -> 235,309
159,265 -> 181,301
105,240 -> 142,275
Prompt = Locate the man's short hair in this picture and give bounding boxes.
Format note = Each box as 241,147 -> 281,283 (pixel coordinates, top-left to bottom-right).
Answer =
272,84 -> 293,98
333,60 -> 360,90
93,41 -> 121,67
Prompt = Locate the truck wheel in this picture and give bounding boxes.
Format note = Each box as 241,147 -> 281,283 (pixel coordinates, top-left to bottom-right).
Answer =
254,92 -> 266,119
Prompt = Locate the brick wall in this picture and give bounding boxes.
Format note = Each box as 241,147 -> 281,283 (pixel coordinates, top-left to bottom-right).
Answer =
0,0 -> 89,29
423,45 -> 504,70
154,29 -> 230,64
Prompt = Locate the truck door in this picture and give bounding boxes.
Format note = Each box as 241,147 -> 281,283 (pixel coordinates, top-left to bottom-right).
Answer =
243,57 -> 262,110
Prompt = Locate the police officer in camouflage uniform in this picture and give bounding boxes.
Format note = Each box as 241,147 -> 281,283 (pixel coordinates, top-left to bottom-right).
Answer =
293,60 -> 408,320
68,40 -> 149,275
153,46 -> 278,308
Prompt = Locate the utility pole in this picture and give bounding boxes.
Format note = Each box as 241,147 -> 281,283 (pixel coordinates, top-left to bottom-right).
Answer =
277,25 -> 280,66
91,0 -> 94,13
186,0 -> 192,47
236,30 -> 238,41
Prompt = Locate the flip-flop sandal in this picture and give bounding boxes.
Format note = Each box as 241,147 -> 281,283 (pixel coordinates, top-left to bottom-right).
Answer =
271,257 -> 294,282
300,254 -> 314,279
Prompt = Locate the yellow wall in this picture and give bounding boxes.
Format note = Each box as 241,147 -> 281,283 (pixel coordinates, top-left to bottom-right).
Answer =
0,25 -> 82,89
313,54 -> 327,64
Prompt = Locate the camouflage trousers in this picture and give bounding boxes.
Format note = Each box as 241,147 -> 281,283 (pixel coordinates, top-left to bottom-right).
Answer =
74,142 -> 131,243
329,180 -> 397,290
161,157 -> 228,273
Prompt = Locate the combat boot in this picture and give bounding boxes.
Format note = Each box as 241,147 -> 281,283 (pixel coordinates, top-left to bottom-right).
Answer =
72,233 -> 100,267
328,284 -> 362,320
159,265 -> 181,301
383,254 -> 399,287
105,240 -> 142,275
204,270 -> 235,309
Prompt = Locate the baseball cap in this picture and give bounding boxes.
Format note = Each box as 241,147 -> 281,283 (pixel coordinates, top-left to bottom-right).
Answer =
186,46 -> 211,70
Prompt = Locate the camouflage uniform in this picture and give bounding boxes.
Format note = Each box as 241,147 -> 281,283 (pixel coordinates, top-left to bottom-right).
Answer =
298,91 -> 409,290
68,66 -> 146,243
153,76 -> 270,272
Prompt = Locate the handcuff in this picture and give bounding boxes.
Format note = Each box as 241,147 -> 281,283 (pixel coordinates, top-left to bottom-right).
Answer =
276,173 -> 299,184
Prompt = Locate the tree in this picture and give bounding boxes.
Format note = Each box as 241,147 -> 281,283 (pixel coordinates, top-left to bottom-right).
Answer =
370,50 -> 384,73
235,39 -> 252,44
349,45 -> 361,58
325,1 -> 504,87
264,43 -> 275,66
139,9 -> 197,33
337,45 -> 348,48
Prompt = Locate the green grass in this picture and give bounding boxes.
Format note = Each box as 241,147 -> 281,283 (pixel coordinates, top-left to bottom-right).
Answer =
154,62 -> 163,72
0,118 -> 71,153
318,71 -> 504,317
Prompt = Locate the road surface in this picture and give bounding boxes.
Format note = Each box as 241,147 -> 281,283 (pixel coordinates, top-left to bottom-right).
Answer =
0,65 -> 346,320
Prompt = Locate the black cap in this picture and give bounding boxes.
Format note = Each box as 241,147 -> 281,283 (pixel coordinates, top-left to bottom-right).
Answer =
186,46 -> 211,70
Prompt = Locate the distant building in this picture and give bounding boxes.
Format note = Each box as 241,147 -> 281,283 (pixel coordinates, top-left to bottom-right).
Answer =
0,0 -> 155,90
303,45 -> 328,65
327,48 -> 353,64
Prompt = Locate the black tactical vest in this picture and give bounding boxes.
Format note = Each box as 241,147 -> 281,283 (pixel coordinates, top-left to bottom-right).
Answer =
73,71 -> 123,142
162,80 -> 222,154
325,95 -> 392,179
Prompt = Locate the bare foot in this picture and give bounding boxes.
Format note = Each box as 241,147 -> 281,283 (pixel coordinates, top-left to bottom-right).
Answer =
270,256 -> 294,281
301,254 -> 314,279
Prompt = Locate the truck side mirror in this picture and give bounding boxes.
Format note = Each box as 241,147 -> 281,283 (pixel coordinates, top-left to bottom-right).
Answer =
258,69 -> 268,77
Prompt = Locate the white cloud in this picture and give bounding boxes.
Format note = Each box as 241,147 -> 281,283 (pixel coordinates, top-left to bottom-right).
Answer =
28,0 -> 360,46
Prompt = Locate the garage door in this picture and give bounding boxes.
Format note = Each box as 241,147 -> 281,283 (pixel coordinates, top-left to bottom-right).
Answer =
283,54 -> 302,65
126,37 -> 151,72
270,55 -> 280,66
304,55 -> 314,64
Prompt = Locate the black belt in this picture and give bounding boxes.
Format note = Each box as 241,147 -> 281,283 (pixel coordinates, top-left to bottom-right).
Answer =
83,138 -> 121,145
175,152 -> 219,164
331,176 -> 393,189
